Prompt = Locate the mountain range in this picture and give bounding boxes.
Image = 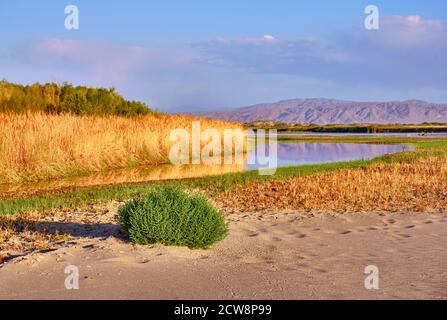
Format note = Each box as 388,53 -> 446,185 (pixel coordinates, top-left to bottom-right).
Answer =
189,98 -> 447,124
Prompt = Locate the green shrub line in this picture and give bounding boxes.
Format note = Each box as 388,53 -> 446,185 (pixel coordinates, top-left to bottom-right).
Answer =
0,80 -> 153,116
247,122 -> 447,133
0,139 -> 446,216
119,187 -> 228,249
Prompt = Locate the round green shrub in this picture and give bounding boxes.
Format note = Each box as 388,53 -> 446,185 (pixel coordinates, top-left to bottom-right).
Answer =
118,186 -> 228,249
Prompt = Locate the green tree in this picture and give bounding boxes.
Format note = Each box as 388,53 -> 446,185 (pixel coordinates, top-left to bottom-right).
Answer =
0,80 -> 153,116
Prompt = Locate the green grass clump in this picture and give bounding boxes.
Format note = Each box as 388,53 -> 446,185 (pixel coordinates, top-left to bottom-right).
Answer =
118,187 -> 228,249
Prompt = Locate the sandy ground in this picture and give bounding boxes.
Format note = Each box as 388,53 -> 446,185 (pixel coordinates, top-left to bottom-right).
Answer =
0,209 -> 446,300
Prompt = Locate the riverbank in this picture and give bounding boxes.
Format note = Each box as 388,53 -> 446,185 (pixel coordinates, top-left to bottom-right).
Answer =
1,137 -> 446,216
1,137 -> 447,261
1,136 -> 446,298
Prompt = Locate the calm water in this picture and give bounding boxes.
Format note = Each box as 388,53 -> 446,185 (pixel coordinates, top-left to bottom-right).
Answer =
245,142 -> 411,171
0,142 -> 411,197
276,132 -> 447,138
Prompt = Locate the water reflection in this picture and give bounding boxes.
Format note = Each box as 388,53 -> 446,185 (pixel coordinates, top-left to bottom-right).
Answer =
0,142 -> 410,198
277,132 -> 447,138
0,162 -> 245,198
246,142 -> 411,170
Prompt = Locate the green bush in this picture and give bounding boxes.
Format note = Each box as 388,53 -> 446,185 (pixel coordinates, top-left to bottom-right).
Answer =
0,80 -> 153,116
119,187 -> 228,249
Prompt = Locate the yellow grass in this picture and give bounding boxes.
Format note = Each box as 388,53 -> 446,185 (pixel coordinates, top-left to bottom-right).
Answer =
0,112 -> 244,184
216,156 -> 447,213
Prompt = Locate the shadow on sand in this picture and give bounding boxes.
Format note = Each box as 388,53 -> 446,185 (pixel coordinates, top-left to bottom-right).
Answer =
0,218 -> 129,264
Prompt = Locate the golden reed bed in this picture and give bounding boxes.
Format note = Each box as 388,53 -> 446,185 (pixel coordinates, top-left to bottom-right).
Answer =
0,113 -> 244,184
216,156 -> 447,213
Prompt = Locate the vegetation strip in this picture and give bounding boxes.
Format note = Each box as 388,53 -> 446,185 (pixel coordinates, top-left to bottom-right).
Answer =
0,80 -> 152,116
246,121 -> 447,133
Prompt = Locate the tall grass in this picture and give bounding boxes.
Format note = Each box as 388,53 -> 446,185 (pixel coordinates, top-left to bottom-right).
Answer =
0,112 -> 244,184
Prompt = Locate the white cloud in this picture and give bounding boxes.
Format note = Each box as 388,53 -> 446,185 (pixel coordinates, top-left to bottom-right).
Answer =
263,35 -> 275,41
372,15 -> 446,47
193,16 -> 447,90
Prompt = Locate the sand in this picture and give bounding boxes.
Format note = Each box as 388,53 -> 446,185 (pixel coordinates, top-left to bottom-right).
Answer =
0,209 -> 446,300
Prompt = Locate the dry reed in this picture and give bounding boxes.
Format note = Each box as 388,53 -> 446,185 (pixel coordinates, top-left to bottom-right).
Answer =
0,113 -> 244,184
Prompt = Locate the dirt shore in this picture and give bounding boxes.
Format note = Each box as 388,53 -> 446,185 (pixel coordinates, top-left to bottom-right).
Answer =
0,209 -> 446,300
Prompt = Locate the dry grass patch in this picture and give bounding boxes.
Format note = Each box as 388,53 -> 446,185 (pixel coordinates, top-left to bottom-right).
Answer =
216,156 -> 447,213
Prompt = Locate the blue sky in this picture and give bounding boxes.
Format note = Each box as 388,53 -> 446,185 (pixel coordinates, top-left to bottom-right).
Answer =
1,0 -> 446,110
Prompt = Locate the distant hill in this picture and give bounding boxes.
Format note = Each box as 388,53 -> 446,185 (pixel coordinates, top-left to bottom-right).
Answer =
0,80 -> 153,116
191,98 -> 447,124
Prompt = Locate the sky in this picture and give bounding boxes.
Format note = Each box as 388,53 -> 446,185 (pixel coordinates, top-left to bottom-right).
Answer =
0,0 -> 446,111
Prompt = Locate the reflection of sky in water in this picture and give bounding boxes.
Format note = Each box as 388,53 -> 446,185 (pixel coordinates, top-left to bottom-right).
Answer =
245,143 -> 411,171
0,142 -> 411,197
276,133 -> 447,138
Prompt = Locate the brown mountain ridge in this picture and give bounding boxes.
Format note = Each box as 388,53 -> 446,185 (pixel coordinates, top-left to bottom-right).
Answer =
190,98 -> 447,124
